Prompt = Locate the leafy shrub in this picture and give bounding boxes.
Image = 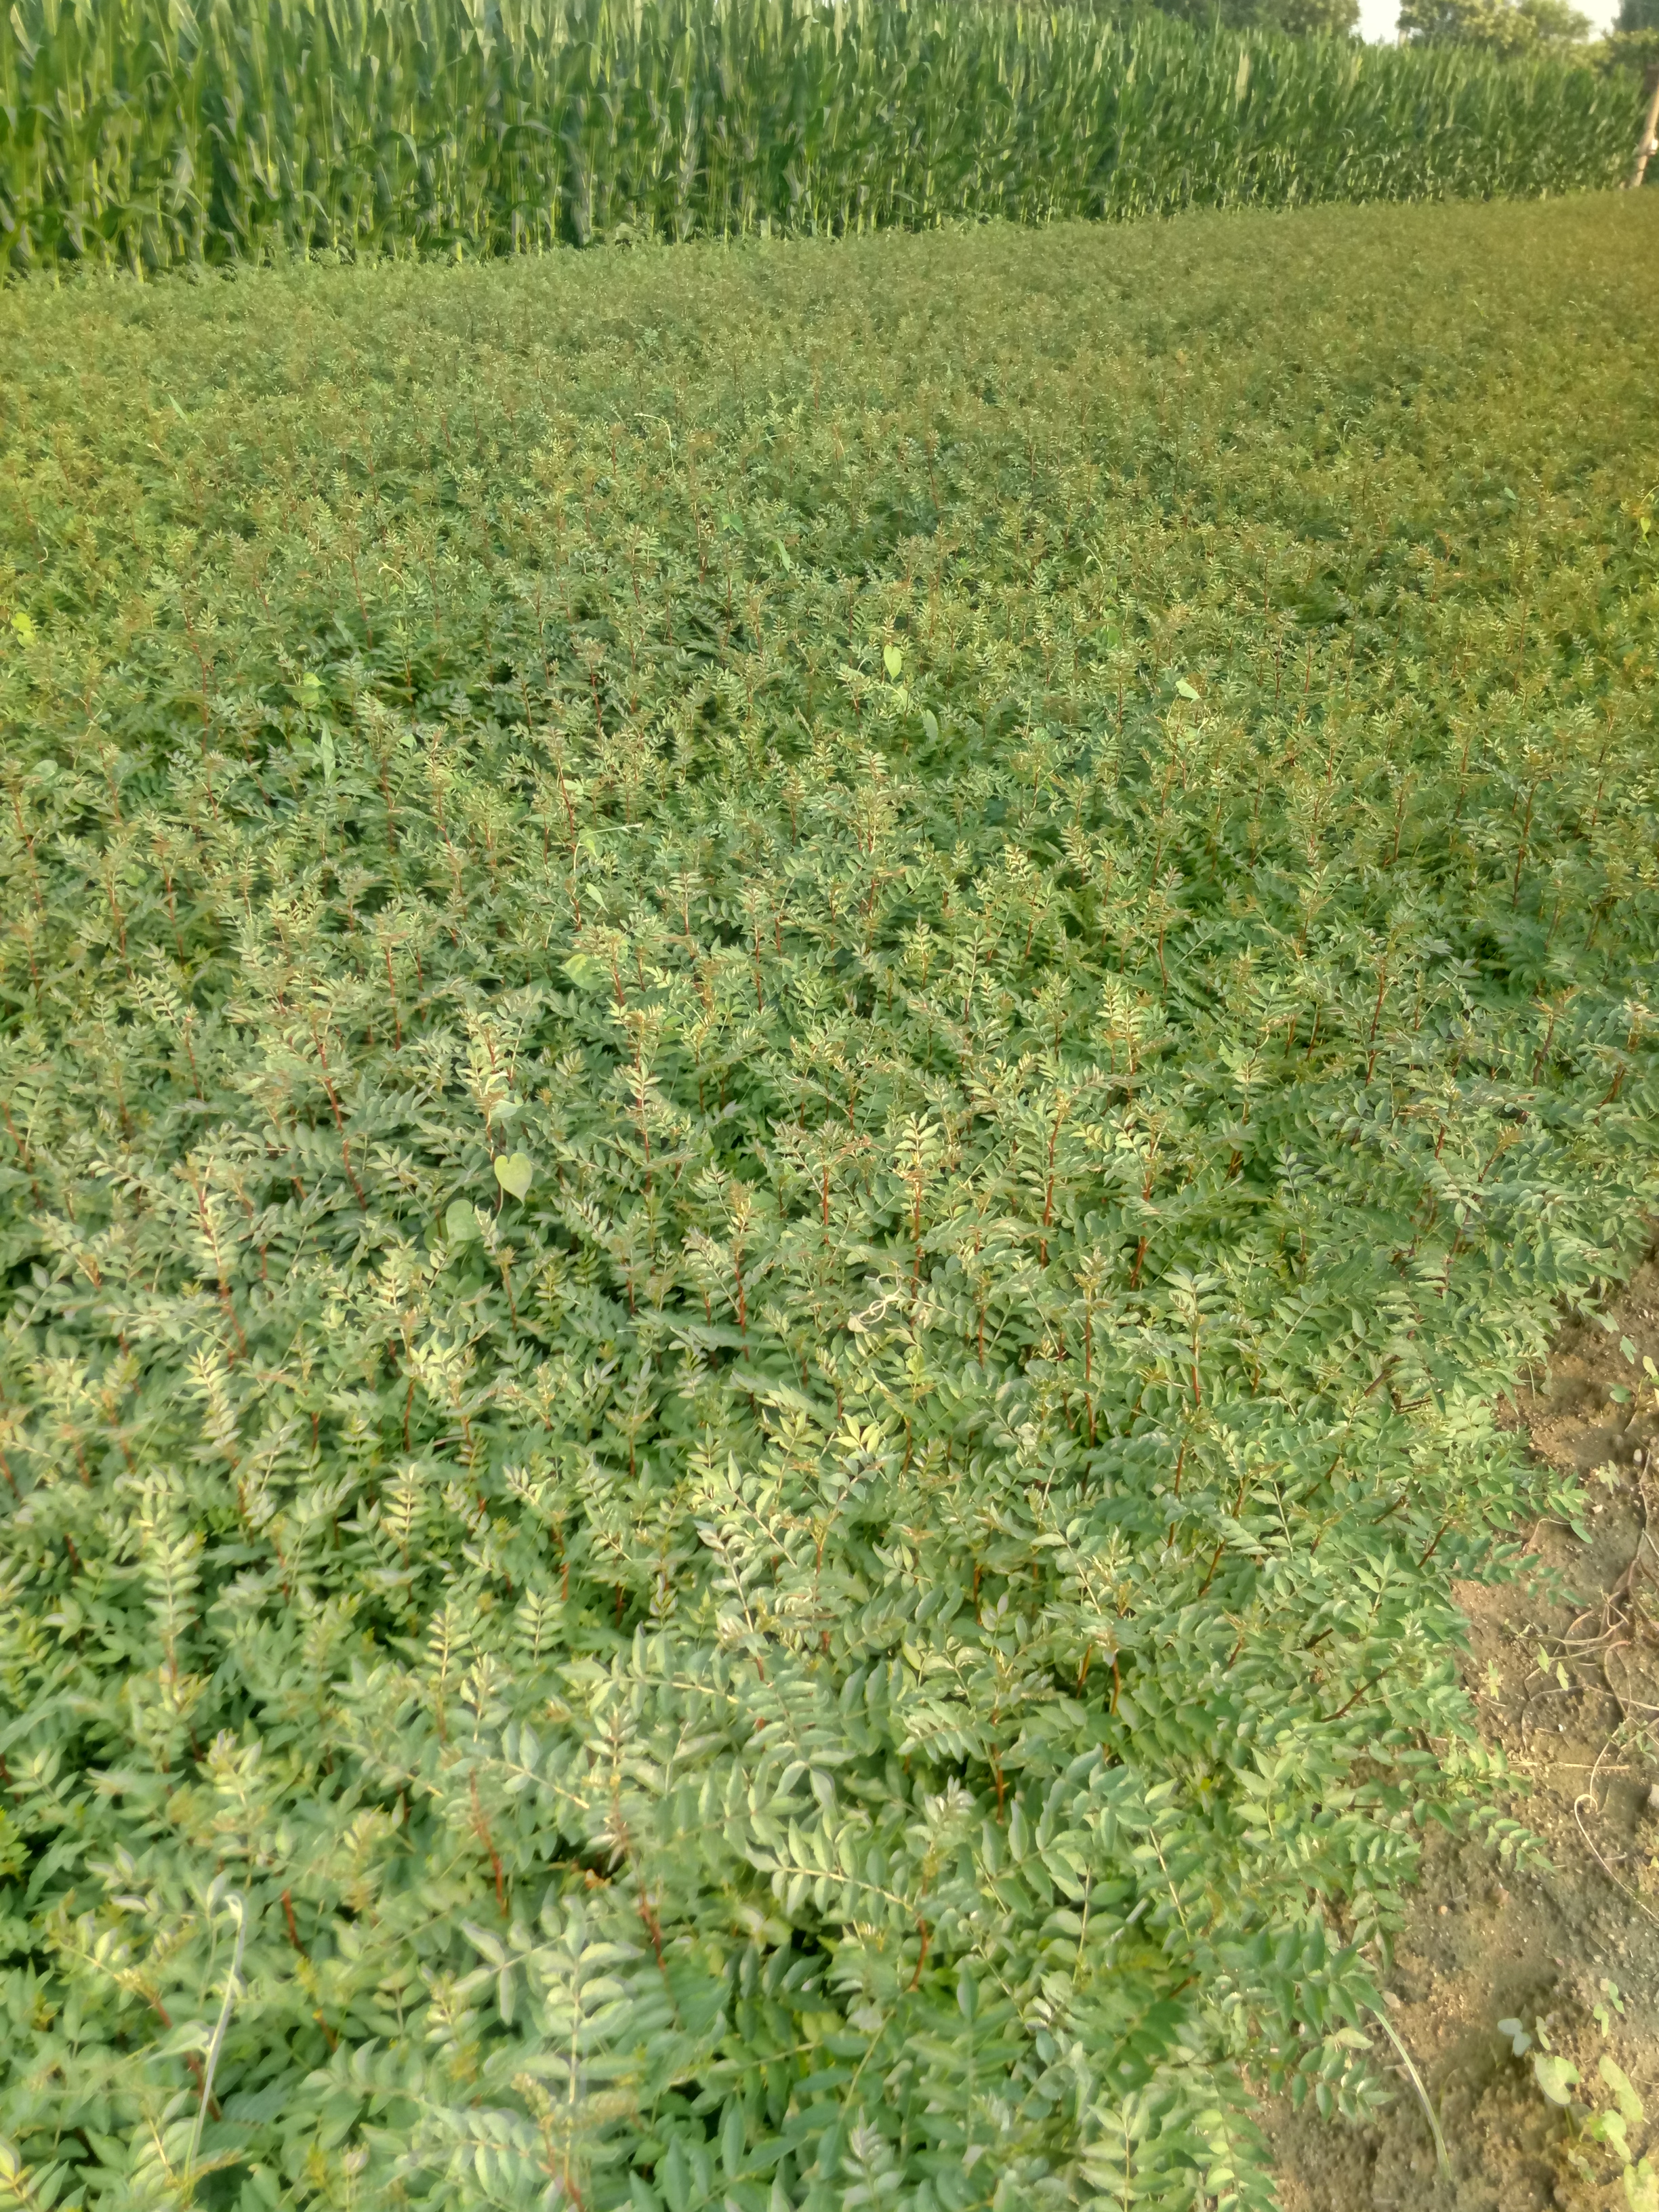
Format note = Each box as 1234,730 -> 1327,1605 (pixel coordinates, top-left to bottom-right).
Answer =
0,0 -> 1645,275
1,195 -> 1658,2208
1397,0 -> 1596,56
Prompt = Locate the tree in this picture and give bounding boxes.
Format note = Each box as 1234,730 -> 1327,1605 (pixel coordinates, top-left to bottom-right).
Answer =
1154,0 -> 1361,36
1399,0 -> 1593,51
1602,0 -> 1659,75
1256,0 -> 1363,32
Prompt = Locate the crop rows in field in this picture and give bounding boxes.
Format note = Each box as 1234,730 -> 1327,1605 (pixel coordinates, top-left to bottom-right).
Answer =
1,199 -> 1658,2208
0,0 -> 1646,274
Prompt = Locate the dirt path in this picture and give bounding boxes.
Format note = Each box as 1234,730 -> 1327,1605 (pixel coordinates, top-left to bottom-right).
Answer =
1268,1262 -> 1659,2212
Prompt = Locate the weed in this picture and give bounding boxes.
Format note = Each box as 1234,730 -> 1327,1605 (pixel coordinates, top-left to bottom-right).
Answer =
1503,2006 -> 1655,2206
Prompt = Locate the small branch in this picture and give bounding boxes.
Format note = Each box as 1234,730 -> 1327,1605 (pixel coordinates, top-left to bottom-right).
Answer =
1369,2005 -> 1450,2183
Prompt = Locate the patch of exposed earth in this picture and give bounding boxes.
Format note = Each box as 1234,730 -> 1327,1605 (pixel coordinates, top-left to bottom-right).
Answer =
1268,1261 -> 1659,2212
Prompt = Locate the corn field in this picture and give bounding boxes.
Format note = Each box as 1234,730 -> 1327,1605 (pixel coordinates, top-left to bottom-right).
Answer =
0,0 -> 1643,273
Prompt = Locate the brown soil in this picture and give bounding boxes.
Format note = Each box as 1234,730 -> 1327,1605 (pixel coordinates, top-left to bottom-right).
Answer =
1267,1261 -> 1659,2212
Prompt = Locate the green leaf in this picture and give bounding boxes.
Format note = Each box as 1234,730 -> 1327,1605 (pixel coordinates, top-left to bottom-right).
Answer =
720,2097 -> 745,2178
494,1151 -> 534,1200
1593,2110 -> 1633,2162
660,2138 -> 691,2212
1533,2053 -> 1579,2106
1601,2055 -> 1645,2127
445,1200 -> 480,1243
562,951 -> 611,993
883,644 -> 903,679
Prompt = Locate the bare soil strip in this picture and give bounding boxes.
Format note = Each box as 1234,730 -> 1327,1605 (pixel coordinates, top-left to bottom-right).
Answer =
1271,1259 -> 1659,2211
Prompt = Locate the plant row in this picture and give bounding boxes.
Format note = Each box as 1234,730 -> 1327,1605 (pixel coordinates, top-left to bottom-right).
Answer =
1,0 -> 1645,273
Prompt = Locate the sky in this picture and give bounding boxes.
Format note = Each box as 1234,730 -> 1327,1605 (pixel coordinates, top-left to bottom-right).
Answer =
1356,0 -> 1618,33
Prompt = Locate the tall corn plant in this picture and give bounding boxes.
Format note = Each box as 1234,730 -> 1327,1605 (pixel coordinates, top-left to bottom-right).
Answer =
1,0 -> 1645,272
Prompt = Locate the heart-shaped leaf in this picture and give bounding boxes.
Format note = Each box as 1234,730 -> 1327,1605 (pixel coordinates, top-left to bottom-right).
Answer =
1593,2110 -> 1631,2163
1175,677 -> 1200,701
883,643 -> 903,679
445,1199 -> 479,1243
561,952 -> 610,994
921,708 -> 939,744
1600,2054 -> 1645,2127
494,1150 -> 533,1201
1532,2052 -> 1578,2107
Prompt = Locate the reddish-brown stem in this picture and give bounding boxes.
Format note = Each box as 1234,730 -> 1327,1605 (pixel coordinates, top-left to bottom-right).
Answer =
470,1774 -> 508,1917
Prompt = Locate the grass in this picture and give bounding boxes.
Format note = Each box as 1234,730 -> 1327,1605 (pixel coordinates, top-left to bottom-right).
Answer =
1,192 -> 1658,2209
0,0 -> 1645,275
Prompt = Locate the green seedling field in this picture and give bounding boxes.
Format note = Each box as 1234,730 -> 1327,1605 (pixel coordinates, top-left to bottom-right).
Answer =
1,195 -> 1658,2208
